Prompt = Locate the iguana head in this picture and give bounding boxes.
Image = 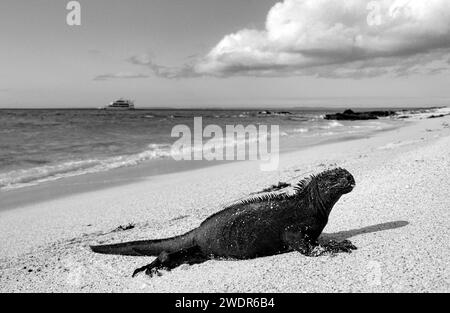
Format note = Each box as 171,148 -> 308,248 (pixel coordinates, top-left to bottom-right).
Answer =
295,168 -> 355,200
294,168 -> 355,214
315,168 -> 355,199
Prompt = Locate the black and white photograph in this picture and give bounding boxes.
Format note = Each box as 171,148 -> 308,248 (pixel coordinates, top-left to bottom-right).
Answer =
0,0 -> 449,297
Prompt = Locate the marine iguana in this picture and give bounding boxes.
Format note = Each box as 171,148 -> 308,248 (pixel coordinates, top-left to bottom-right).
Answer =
91,168 -> 357,277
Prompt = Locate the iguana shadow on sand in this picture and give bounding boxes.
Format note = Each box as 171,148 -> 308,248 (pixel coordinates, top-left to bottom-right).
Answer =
321,221 -> 409,242
91,168 -> 360,277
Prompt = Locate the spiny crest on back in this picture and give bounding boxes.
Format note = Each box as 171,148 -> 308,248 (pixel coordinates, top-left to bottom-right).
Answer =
223,168 -> 348,211
233,192 -> 292,207
293,175 -> 314,195
229,172 -> 319,209
201,190 -> 292,225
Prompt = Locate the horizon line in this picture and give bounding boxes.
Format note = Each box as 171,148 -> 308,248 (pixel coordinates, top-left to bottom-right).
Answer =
0,105 -> 446,111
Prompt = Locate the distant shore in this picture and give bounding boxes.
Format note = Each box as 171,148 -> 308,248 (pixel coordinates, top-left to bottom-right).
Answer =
0,113 -> 449,292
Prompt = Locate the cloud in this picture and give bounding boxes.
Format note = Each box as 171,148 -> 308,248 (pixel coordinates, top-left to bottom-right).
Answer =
128,54 -> 197,79
138,0 -> 450,78
93,72 -> 150,81
197,0 -> 450,77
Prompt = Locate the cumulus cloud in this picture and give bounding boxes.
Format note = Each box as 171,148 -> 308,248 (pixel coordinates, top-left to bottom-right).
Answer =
139,0 -> 450,78
93,72 -> 149,81
196,0 -> 450,77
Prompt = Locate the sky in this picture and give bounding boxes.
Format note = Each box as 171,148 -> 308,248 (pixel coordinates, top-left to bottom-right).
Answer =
1,0 -> 450,109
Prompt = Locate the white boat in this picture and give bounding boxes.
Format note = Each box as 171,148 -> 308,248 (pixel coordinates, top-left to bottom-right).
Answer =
105,98 -> 135,110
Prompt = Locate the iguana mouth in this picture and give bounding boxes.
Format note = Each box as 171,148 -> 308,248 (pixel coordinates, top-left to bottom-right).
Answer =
332,181 -> 354,190
335,180 -> 355,193
343,183 -> 355,193
346,175 -> 356,192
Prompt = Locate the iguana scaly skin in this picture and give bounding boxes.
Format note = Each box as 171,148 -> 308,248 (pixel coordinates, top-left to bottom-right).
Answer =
91,168 -> 357,277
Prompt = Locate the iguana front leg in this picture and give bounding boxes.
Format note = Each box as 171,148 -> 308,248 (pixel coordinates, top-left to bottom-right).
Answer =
282,224 -> 318,256
283,225 -> 357,257
319,239 -> 357,254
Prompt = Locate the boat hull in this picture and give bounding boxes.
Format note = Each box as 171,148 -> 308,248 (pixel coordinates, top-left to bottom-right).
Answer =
103,107 -> 135,110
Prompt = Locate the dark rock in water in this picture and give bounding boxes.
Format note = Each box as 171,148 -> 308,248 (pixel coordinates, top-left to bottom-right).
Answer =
258,110 -> 292,116
364,110 -> 397,117
325,109 -> 396,121
428,114 -> 448,119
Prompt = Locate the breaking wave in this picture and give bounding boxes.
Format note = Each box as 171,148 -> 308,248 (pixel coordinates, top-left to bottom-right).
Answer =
0,132 -> 273,190
0,143 -> 173,190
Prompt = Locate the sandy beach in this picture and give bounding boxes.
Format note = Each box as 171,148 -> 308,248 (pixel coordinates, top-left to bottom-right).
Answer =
0,115 -> 449,293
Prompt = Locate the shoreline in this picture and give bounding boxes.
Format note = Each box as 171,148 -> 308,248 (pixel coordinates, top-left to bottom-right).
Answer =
0,118 -> 406,212
0,114 -> 449,292
3,106 -> 441,195
0,159 -> 230,212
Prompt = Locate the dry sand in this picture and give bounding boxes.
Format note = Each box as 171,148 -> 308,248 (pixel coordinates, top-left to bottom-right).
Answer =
0,115 -> 449,292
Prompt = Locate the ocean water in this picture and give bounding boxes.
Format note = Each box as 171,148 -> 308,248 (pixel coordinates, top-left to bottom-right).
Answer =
0,108 -> 402,190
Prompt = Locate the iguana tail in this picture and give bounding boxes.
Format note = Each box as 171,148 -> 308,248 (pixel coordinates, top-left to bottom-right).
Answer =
90,230 -> 196,256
